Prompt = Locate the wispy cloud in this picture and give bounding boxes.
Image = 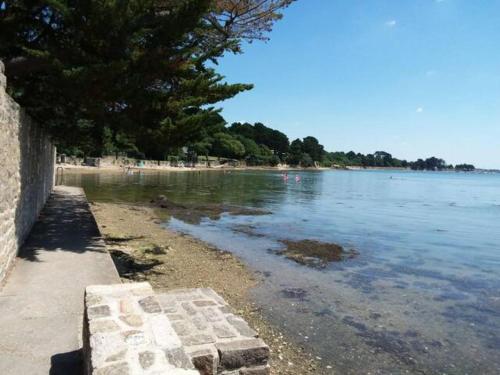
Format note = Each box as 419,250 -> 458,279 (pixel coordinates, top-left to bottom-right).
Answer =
385,20 -> 397,28
416,107 -> 424,113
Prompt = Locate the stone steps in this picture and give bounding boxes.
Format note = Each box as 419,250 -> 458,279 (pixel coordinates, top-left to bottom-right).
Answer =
83,282 -> 270,375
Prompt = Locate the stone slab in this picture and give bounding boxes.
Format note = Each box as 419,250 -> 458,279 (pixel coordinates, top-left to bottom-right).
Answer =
85,285 -> 271,374
83,283 -> 199,375
157,288 -> 269,375
216,339 -> 270,370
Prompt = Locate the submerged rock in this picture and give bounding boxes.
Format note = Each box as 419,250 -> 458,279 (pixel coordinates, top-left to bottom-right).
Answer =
277,239 -> 358,268
150,195 -> 185,209
281,287 -> 308,300
150,195 -> 271,225
231,224 -> 265,238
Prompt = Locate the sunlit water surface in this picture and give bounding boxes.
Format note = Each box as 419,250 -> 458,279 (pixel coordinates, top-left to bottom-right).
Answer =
64,169 -> 500,374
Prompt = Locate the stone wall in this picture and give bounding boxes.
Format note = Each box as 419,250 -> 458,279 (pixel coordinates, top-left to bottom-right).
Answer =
0,60 -> 56,283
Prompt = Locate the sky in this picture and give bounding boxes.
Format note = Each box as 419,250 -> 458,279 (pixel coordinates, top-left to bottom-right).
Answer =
215,0 -> 500,169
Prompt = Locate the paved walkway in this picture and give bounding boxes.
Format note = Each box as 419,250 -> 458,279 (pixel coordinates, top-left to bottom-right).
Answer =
0,186 -> 120,375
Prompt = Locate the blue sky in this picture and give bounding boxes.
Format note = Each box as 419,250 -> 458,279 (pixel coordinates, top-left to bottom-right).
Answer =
216,0 -> 500,169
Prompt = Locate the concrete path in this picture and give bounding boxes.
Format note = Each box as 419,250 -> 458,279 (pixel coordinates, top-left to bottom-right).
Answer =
0,186 -> 120,375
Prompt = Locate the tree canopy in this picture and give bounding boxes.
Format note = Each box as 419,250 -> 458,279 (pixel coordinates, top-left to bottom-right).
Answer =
206,0 -> 295,50
187,121 -> 286,165
229,122 -> 289,156
0,0 -> 293,157
454,164 -> 475,172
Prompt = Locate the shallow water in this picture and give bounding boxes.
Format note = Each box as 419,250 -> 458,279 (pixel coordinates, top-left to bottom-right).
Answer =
64,169 -> 500,374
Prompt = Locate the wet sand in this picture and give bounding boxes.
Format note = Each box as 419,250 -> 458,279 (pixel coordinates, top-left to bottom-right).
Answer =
90,201 -> 324,375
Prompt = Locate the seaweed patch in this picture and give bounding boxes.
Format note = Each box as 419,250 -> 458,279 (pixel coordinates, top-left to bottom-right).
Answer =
151,195 -> 272,224
277,239 -> 358,268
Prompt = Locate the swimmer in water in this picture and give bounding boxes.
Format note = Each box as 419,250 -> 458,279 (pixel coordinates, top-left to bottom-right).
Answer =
295,175 -> 301,182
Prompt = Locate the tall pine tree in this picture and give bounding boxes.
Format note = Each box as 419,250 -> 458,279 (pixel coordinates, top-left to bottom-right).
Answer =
0,1 -> 265,157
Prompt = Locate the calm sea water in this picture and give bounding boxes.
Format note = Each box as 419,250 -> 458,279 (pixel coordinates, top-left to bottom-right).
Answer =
64,169 -> 500,374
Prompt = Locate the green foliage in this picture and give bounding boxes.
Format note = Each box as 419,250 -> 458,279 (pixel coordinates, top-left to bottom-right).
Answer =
208,0 -> 295,48
254,123 -> 290,156
284,136 -> 326,166
0,0 -> 253,157
300,153 -> 314,168
287,138 -> 303,166
302,136 -> 324,162
212,132 -> 245,159
455,164 -> 475,171
188,120 -> 291,165
191,138 -> 214,157
410,157 -> 449,171
229,122 -> 289,157
235,135 -> 260,157
323,151 -> 408,169
228,123 -> 256,140
269,154 -> 281,167
321,151 -> 467,171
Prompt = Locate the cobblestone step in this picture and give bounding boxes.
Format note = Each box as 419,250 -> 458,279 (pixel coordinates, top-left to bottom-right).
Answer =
83,283 -> 270,375
157,288 -> 270,375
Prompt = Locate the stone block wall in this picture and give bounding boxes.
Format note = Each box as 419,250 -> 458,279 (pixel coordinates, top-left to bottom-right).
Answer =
0,60 -> 56,283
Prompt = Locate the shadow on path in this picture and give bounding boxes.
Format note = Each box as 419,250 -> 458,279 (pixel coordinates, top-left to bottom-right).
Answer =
0,186 -> 120,375
18,188 -> 107,262
50,350 -> 83,375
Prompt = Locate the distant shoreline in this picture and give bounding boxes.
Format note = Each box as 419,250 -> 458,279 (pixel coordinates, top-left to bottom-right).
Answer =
59,164 -> 490,174
57,163 -> 330,173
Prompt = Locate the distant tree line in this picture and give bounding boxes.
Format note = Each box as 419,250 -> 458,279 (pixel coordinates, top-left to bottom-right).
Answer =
454,164 -> 476,172
185,121 -> 475,171
188,119 -> 286,166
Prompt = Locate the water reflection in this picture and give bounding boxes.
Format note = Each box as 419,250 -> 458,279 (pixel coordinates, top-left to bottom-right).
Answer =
65,169 -> 500,374
64,170 -> 318,209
